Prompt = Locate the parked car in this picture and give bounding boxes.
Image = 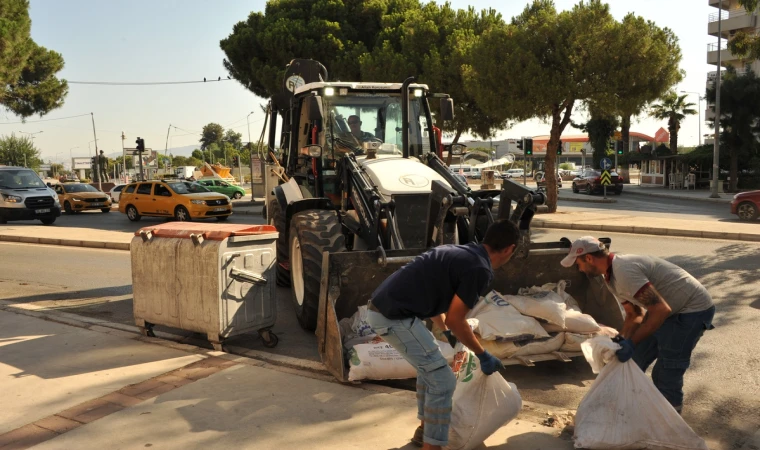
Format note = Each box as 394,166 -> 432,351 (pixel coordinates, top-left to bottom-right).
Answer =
118,180 -> 231,222
53,182 -> 112,214
196,179 -> 246,199
503,169 -> 525,179
109,184 -> 127,203
572,169 -> 623,195
730,190 -> 760,221
535,171 -> 563,189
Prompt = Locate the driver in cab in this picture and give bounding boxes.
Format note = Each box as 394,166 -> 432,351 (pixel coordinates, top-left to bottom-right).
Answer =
347,115 -> 376,144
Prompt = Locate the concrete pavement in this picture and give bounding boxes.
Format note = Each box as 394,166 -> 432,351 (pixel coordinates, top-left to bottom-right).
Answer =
0,308 -> 573,450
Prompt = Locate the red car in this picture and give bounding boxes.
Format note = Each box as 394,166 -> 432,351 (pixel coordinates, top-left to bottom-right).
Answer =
731,190 -> 760,221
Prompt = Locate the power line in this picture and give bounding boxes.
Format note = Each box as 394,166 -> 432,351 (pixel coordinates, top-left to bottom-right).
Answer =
68,78 -> 233,86
0,113 -> 90,125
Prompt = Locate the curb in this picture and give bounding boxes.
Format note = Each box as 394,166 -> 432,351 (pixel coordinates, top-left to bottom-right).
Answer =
532,220 -> 760,242
558,196 -> 617,204
0,234 -> 131,250
624,189 -> 733,204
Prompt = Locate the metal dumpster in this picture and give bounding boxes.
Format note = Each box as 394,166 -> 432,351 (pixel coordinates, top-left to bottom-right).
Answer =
131,222 -> 279,350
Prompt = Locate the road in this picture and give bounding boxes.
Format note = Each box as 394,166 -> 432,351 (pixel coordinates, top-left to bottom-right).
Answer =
1,232 -> 758,449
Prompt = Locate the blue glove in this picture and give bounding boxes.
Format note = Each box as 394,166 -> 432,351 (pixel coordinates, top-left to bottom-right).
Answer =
616,339 -> 636,362
476,350 -> 504,376
443,330 -> 457,348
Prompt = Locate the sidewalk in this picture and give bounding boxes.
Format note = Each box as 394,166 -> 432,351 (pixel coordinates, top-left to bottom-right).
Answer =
0,307 -> 573,450
622,184 -> 734,204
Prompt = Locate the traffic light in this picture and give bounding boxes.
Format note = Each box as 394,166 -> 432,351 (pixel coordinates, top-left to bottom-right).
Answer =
557,140 -> 563,155
90,156 -> 96,167
135,137 -> 145,153
616,141 -> 624,155
525,138 -> 533,156
608,140 -> 615,151
233,155 -> 240,166
516,138 -> 524,151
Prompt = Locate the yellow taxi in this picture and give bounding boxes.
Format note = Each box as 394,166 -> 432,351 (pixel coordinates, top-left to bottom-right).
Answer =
118,180 -> 232,222
53,182 -> 112,214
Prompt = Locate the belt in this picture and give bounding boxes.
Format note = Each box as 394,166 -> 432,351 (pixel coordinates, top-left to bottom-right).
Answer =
367,301 -> 380,313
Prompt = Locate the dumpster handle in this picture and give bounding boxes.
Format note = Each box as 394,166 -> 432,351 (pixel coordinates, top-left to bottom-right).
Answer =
139,230 -> 153,242
229,267 -> 267,286
190,233 -> 204,246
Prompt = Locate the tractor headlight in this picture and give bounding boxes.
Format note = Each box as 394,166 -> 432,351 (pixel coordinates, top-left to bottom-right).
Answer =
413,89 -> 423,97
324,87 -> 335,96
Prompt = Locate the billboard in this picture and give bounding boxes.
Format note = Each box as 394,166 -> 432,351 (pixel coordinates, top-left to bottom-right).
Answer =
72,157 -> 91,170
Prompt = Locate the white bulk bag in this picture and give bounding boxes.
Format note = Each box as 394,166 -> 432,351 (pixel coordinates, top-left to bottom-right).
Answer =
445,351 -> 522,450
469,291 -> 549,341
347,337 -> 456,382
503,291 -> 568,327
574,336 -> 708,450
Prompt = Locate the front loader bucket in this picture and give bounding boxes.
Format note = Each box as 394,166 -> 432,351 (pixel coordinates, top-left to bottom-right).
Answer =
317,242 -> 624,382
317,248 -> 422,382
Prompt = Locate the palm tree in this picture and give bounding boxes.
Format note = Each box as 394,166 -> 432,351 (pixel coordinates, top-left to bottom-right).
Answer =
649,91 -> 697,153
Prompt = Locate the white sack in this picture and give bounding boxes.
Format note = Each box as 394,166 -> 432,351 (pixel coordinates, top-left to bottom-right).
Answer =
564,310 -> 601,334
512,332 -> 565,357
574,336 -> 708,450
445,351 -> 522,450
518,281 -> 581,312
562,327 -> 619,352
347,337 -> 456,382
469,291 -> 549,341
503,291 -> 568,327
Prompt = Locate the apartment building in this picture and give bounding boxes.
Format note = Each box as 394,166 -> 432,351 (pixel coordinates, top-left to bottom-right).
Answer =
706,0 -> 760,120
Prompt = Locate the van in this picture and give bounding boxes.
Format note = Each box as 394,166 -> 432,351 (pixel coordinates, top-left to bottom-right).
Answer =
503,169 -> 525,179
0,166 -> 61,225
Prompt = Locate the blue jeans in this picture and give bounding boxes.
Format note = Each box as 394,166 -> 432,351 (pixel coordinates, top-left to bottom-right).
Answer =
366,310 -> 456,447
633,306 -> 715,407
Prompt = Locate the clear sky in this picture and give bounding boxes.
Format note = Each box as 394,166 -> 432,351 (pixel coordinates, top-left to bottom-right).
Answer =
7,0 -> 717,164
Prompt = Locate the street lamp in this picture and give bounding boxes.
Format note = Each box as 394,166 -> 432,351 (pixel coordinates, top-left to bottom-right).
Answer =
18,131 -> 43,167
680,91 -> 705,145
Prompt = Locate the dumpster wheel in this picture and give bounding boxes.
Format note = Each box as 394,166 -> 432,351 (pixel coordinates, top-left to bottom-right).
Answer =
289,209 -> 345,331
139,321 -> 156,338
258,328 -> 279,348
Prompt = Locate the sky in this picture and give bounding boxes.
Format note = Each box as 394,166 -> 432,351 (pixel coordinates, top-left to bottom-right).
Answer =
5,0 -> 719,164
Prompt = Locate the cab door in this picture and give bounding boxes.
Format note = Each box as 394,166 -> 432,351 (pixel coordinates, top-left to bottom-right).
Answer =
152,183 -> 173,216
133,182 -> 153,214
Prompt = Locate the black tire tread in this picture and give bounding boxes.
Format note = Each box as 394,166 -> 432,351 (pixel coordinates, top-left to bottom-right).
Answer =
290,210 -> 345,331
269,200 -> 290,287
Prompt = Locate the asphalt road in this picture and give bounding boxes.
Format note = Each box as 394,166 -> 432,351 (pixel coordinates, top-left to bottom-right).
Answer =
1,232 -> 758,448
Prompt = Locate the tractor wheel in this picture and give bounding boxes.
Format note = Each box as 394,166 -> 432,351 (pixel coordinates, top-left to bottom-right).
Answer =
268,199 -> 290,287
289,210 -> 345,331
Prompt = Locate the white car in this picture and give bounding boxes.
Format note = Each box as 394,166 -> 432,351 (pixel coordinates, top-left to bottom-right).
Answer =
503,169 -> 525,178
109,184 -> 127,203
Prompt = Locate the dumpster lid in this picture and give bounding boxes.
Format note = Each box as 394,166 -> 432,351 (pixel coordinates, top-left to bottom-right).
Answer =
135,223 -> 277,241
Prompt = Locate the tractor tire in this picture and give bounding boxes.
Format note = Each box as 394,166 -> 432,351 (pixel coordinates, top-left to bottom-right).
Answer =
289,210 -> 345,331
268,200 -> 290,287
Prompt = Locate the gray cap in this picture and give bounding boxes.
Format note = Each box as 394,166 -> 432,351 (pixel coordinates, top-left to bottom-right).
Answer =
560,236 -> 606,267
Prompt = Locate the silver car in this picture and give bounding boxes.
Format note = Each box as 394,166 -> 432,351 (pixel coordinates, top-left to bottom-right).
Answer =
0,166 -> 61,225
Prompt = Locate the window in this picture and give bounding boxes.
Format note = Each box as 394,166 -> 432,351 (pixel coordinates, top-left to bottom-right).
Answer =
124,184 -> 136,194
154,184 -> 171,197
136,183 -> 152,195
54,185 -> 63,194
114,185 -> 125,192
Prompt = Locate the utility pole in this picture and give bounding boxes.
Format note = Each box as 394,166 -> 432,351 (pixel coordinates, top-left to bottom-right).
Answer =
247,111 -> 254,187
710,7 -> 723,198
164,124 -> 171,176
121,132 -> 127,183
90,113 -> 102,191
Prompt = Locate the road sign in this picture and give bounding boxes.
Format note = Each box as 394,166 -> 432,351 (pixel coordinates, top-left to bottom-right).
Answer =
613,131 -> 622,140
72,157 -> 91,170
600,157 -> 612,170
124,148 -> 152,156
600,170 -> 612,186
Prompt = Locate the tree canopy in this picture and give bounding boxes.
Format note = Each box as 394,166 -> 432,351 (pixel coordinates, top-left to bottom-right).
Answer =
728,0 -> 760,60
220,0 -> 510,142
0,133 -> 41,168
0,0 -> 68,118
649,91 -> 696,154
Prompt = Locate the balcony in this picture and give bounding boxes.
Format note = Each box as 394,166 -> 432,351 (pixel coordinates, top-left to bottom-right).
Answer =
707,41 -> 736,64
708,0 -> 730,8
708,8 -> 757,36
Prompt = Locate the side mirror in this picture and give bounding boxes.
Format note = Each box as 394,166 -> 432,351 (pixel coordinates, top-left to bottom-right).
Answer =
449,143 -> 466,156
440,98 -> 455,121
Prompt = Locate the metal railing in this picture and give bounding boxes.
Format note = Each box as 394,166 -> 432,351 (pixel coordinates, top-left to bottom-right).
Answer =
708,8 -> 752,23
707,41 -> 729,52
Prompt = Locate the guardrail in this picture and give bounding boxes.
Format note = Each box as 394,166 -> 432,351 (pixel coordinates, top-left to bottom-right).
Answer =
708,8 -> 752,23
